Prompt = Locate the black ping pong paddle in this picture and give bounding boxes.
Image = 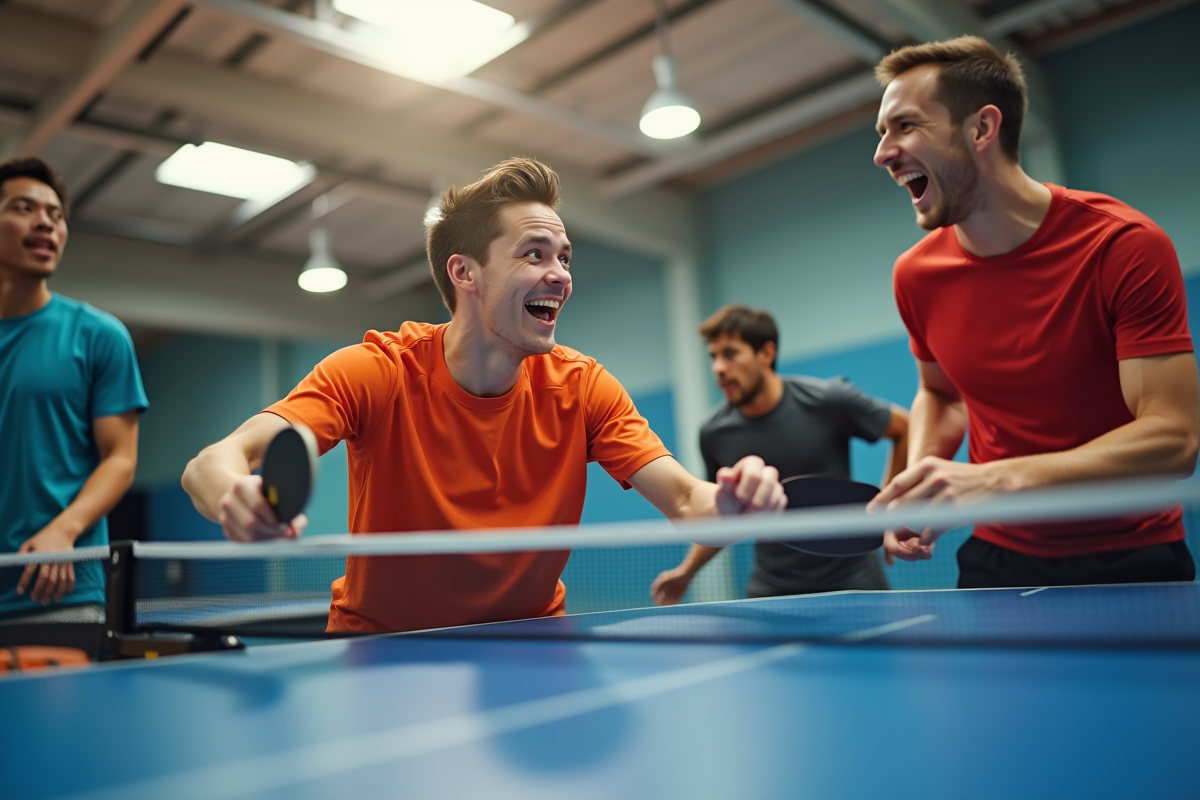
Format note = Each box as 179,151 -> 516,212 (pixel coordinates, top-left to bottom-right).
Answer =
779,475 -> 884,557
261,425 -> 318,526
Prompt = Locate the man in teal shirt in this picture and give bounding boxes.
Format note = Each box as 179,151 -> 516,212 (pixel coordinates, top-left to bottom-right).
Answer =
0,157 -> 147,621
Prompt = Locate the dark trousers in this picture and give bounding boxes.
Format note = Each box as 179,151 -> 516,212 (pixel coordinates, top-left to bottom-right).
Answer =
957,536 -> 1196,589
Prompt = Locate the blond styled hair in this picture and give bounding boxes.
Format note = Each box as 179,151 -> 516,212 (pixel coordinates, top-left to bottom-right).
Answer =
425,157 -> 561,313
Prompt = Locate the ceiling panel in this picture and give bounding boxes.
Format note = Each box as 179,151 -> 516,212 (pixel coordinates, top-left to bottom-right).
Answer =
0,0 -> 1164,334
164,3 -> 262,64
10,0 -> 132,27
82,155 -> 244,230
256,197 -> 428,270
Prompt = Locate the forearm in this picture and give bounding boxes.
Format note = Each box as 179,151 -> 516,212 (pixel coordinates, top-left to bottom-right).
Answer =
678,544 -> 723,576
988,414 -> 1199,492
908,388 -> 966,465
670,479 -> 720,519
182,441 -> 255,522
49,454 -> 137,543
883,431 -> 909,486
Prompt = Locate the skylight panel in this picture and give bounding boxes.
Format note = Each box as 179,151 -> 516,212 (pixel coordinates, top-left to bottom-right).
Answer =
156,142 -> 314,203
333,0 -> 518,83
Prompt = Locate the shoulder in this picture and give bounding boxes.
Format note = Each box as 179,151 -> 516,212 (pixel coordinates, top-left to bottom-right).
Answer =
358,321 -> 441,370
781,374 -> 838,398
51,296 -> 136,355
1055,186 -> 1170,243
526,342 -> 601,387
894,228 -> 956,270
54,295 -> 131,338
783,374 -> 873,408
370,320 -> 440,354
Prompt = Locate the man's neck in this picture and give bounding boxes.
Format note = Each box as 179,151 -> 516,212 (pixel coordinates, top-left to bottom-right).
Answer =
953,162 -> 1053,258
739,371 -> 785,418
0,270 -> 51,319
441,317 -> 526,398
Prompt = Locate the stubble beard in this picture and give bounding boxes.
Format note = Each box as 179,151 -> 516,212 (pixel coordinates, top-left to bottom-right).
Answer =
919,137 -> 981,231
730,371 -> 765,409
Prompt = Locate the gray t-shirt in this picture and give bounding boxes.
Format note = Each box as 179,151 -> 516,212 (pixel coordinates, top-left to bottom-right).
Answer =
700,376 -> 893,596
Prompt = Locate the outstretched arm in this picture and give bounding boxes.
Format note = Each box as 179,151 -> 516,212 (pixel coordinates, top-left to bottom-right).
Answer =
627,455 -> 786,520
18,411 -> 139,604
182,412 -> 298,541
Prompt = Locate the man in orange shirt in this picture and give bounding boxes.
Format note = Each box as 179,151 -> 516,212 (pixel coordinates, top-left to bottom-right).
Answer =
183,157 -> 785,633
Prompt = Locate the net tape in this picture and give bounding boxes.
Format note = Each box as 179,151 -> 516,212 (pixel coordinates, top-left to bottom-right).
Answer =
1,473 -> 1197,568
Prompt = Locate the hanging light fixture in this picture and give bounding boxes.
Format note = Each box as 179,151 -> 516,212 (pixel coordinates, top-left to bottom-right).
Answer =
299,227 -> 348,293
299,195 -> 348,293
639,0 -> 700,140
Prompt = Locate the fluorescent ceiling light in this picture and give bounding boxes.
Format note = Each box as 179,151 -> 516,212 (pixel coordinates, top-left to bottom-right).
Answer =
156,142 -> 314,203
333,0 -> 517,83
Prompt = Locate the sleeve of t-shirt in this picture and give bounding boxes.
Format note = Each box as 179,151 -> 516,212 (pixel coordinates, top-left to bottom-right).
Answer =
89,315 -> 149,419
822,376 -> 893,443
1100,222 -> 1194,360
264,340 -> 399,457
584,362 -> 672,489
893,257 -> 936,363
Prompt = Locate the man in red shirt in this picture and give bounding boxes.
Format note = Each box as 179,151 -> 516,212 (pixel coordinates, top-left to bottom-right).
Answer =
183,157 -> 785,632
868,36 -> 1198,587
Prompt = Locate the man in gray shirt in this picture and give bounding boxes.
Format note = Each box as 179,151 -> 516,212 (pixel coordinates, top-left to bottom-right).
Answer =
652,305 -> 909,602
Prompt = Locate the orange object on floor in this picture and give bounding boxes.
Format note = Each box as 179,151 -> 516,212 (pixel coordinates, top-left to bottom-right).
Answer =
0,646 -> 91,673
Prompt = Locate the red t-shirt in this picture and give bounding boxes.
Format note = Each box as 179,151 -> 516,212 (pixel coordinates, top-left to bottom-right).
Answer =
266,322 -> 671,632
894,184 -> 1193,557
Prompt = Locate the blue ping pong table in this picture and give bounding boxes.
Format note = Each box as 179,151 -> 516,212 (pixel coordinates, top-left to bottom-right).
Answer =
3,583 -> 1199,800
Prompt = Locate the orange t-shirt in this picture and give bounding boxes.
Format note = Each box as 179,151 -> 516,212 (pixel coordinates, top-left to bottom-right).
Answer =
265,321 -> 671,633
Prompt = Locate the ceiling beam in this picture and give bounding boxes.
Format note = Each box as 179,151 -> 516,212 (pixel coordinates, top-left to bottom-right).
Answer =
0,0 -> 190,161
361,256 -> 432,302
601,70 -> 882,197
774,0 -> 894,61
54,230 -> 442,341
0,3 -> 698,256
196,0 -> 688,160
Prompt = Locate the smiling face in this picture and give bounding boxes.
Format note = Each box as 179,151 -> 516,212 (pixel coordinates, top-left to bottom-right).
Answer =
0,177 -> 68,279
709,332 -> 773,408
874,64 -> 982,231
473,201 -> 572,358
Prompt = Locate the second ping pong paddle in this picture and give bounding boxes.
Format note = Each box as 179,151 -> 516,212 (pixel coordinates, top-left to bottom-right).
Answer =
261,425 -> 318,526
779,475 -> 884,557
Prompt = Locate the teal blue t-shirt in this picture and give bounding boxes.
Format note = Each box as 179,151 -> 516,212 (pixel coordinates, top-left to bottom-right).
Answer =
0,294 -> 148,615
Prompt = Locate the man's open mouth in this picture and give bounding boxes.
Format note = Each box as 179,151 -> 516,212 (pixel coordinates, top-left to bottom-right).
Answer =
525,298 -> 561,323
898,171 -> 929,202
23,236 -> 57,254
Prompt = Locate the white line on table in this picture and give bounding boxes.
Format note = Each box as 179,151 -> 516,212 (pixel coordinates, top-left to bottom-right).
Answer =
840,614 -> 937,642
1020,588 -> 1048,597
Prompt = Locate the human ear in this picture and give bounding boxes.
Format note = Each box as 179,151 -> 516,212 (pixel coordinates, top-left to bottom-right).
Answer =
969,105 -> 1004,153
446,254 -> 478,296
758,341 -> 777,368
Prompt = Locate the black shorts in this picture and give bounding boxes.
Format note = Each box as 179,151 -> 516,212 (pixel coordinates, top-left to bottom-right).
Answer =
957,536 -> 1196,589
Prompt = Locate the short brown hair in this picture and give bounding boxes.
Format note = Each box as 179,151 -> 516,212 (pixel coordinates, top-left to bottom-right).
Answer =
0,156 -> 70,221
699,305 -> 779,369
875,36 -> 1027,162
425,157 -> 561,313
